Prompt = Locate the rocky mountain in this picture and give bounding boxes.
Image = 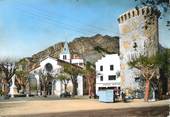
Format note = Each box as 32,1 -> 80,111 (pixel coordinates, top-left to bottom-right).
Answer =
20,34 -> 119,67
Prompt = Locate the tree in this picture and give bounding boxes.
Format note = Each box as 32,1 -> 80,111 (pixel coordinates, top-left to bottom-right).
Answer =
39,70 -> 53,97
83,62 -> 96,98
0,67 -> 4,96
57,73 -> 70,93
15,59 -> 29,94
128,53 -> 166,101
158,48 -> 170,96
15,70 -> 29,94
0,59 -> 16,96
63,64 -> 82,96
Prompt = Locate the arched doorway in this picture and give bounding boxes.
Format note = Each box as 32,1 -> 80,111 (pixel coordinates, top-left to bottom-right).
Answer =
47,81 -> 52,95
52,79 -> 62,96
28,76 -> 38,96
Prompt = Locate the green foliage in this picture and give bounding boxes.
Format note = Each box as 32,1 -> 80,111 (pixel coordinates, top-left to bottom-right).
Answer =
94,46 -> 116,55
81,61 -> 95,78
0,89 -> 4,96
63,64 -> 82,77
15,68 -> 29,87
86,61 -> 95,71
160,49 -> 170,78
57,74 -> 70,84
128,53 -> 165,69
16,70 -> 28,78
128,51 -> 170,81
61,63 -> 83,96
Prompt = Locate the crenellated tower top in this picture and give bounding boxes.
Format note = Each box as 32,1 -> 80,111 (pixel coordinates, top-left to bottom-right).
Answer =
117,6 -> 160,24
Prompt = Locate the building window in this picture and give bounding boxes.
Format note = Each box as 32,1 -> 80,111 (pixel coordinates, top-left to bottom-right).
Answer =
110,65 -> 114,71
100,76 -> 103,81
45,63 -> 53,72
108,75 -> 116,80
142,9 -> 145,15
63,55 -> 67,60
100,65 -> 103,71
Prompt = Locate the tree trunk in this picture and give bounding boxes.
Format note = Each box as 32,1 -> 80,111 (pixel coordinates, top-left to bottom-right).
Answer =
144,79 -> 150,102
88,83 -> 92,98
22,85 -> 26,94
44,82 -> 48,97
2,79 -> 9,96
71,76 -> 77,96
26,82 -> 30,97
72,81 -> 77,96
64,84 -> 67,93
87,75 -> 95,98
86,76 -> 91,97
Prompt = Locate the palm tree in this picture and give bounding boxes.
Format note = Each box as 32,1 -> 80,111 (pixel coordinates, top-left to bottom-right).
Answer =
128,53 -> 167,101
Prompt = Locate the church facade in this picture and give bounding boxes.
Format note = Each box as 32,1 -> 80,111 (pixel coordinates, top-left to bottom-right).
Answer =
29,42 -> 85,97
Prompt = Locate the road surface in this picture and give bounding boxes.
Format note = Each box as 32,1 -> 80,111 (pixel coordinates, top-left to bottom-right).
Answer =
0,98 -> 169,117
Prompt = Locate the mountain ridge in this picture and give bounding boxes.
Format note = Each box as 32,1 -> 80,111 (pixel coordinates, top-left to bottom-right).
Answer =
19,34 -> 119,67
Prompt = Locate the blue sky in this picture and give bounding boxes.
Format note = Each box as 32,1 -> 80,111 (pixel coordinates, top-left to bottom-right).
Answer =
0,0 -> 169,59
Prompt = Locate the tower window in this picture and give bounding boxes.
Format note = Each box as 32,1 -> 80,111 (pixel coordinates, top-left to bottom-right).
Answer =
132,11 -> 135,17
63,55 -> 67,60
137,10 -> 139,15
124,14 -> 127,20
128,12 -> 130,18
110,65 -> 114,71
100,65 -> 103,71
142,9 -> 145,15
133,42 -> 138,51
146,8 -> 150,14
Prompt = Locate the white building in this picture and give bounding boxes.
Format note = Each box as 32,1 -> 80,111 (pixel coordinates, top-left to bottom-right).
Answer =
95,54 -> 121,96
30,42 -> 84,97
71,54 -> 84,68
59,42 -> 84,67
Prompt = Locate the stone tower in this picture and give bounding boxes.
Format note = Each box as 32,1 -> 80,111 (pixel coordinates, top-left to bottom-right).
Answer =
117,6 -> 160,90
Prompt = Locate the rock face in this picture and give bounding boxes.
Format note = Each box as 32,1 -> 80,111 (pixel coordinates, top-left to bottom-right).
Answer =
22,34 -> 119,66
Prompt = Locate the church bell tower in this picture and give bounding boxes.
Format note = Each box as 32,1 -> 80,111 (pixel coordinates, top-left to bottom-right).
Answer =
59,42 -> 71,63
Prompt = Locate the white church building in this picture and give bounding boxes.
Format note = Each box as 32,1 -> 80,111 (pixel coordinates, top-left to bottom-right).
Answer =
95,54 -> 121,97
29,42 -> 84,97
